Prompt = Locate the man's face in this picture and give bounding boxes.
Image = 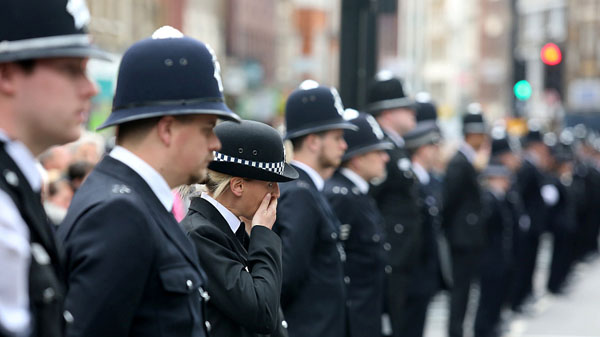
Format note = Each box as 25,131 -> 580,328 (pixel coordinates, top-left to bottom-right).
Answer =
386,107 -> 416,135
12,57 -> 98,151
466,133 -> 488,151
418,143 -> 440,170
354,150 -> 389,181
171,115 -> 221,185
499,152 -> 522,172
317,129 -> 348,170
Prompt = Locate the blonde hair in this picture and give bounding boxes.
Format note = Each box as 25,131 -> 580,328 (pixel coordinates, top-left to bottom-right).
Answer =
204,170 -> 233,199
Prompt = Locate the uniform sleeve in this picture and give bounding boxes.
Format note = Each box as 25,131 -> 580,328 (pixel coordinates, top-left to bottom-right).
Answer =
62,198 -> 155,337
0,191 -> 31,335
273,186 -> 319,305
189,224 -> 282,334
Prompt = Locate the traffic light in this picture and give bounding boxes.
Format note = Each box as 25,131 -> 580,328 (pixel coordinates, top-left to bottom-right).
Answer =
541,43 -> 562,66
541,43 -> 564,100
514,80 -> 532,101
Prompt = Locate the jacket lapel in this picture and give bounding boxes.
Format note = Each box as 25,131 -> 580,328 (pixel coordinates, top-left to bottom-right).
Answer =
95,156 -> 201,271
188,197 -> 248,257
293,164 -> 341,229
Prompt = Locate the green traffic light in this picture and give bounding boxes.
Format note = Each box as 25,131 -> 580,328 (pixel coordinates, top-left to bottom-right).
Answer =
514,80 -> 532,101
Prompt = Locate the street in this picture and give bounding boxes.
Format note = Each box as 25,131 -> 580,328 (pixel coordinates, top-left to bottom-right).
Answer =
424,235 -> 600,337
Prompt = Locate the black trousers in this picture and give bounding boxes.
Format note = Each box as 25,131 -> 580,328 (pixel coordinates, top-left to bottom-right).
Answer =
448,250 -> 481,337
510,233 -> 539,310
474,267 -> 509,337
398,293 -> 433,337
547,229 -> 574,293
386,271 -> 409,337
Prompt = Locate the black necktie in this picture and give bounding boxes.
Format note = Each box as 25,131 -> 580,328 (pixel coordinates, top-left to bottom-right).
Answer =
235,223 -> 247,247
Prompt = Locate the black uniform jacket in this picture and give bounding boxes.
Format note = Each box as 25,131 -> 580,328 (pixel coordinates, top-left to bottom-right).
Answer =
180,197 -> 286,337
370,133 -> 422,272
407,175 -> 446,297
57,156 -> 207,337
325,170 -> 387,337
515,159 -> 547,236
0,144 -> 66,337
442,150 -> 485,251
480,190 -> 514,276
273,164 -> 346,337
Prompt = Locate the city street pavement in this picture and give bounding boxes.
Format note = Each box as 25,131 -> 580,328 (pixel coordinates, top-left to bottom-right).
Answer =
424,235 -> 600,337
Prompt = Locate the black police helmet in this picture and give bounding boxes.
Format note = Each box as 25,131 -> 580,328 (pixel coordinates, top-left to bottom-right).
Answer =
366,72 -> 415,115
209,120 -> 298,182
415,92 -> 438,124
342,110 -> 394,161
97,27 -> 240,129
462,103 -> 486,135
404,122 -> 442,151
490,127 -> 519,158
284,80 -> 358,140
522,119 -> 545,146
0,0 -> 110,62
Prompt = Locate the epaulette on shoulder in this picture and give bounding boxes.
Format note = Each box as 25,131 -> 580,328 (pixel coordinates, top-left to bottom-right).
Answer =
330,185 -> 349,195
295,180 -> 311,189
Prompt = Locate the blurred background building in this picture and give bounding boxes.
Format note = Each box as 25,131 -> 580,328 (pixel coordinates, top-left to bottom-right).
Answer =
83,0 -> 600,137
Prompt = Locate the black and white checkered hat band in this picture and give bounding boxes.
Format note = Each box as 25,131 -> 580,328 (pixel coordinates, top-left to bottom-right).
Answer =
213,151 -> 285,175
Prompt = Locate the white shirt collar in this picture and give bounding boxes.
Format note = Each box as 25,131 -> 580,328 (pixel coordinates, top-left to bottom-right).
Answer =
411,162 -> 430,185
339,168 -> 369,194
291,160 -> 325,191
109,145 -> 174,212
200,192 -> 241,234
459,142 -> 477,165
0,129 -> 42,192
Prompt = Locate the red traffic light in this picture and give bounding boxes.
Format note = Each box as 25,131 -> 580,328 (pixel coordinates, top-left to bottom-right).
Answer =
541,43 -> 562,66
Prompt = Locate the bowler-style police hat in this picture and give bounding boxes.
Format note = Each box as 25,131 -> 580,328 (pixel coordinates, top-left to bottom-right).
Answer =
284,80 -> 358,140
366,72 -> 415,115
404,122 -> 442,151
209,120 -> 298,182
342,110 -> 394,161
0,0 -> 109,62
97,27 -> 240,129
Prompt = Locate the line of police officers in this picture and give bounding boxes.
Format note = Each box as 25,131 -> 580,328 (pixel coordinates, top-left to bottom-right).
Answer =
3,1 -> 600,337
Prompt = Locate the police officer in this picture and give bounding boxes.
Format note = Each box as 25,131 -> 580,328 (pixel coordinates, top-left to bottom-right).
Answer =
474,160 -> 515,337
511,122 -> 551,311
544,131 -> 577,295
365,73 -> 421,337
400,114 -> 447,337
57,27 -> 240,337
274,81 -> 357,337
443,108 -> 487,337
0,1 -> 106,335
324,111 -> 393,337
474,128 -> 520,337
181,120 -> 297,337
571,124 -> 600,262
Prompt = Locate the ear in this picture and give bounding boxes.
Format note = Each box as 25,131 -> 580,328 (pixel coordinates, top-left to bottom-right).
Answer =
0,63 -> 19,96
156,116 -> 176,146
229,177 -> 244,197
304,133 -> 321,153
